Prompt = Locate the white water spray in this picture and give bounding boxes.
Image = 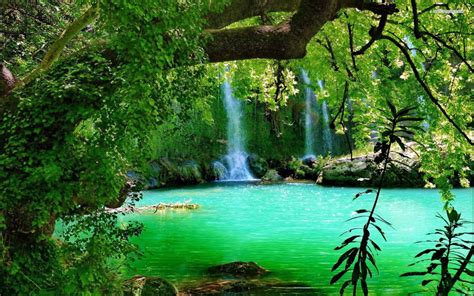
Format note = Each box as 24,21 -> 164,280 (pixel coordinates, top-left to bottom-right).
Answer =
301,70 -> 316,158
215,81 -> 255,181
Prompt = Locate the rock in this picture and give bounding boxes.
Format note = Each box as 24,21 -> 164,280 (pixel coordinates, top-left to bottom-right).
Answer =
302,155 -> 317,167
261,169 -> 283,182
124,276 -> 178,296
180,279 -> 317,296
247,154 -> 268,178
319,155 -> 425,187
208,261 -> 269,278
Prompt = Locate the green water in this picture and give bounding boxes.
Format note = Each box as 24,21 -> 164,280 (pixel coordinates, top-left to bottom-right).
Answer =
123,183 -> 473,295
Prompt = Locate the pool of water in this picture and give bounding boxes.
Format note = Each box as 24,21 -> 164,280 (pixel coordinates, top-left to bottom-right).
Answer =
122,183 -> 473,295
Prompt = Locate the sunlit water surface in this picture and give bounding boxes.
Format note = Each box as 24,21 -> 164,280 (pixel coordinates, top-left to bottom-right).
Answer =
123,183 -> 473,295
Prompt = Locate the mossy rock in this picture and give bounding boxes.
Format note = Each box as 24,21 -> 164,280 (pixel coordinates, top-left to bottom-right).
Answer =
261,169 -> 283,182
319,155 -> 425,187
247,154 -> 268,178
124,276 -> 178,296
181,279 -> 318,295
208,261 -> 269,278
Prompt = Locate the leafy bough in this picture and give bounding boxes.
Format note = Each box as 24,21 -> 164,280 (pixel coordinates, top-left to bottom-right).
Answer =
401,209 -> 474,295
330,101 -> 423,295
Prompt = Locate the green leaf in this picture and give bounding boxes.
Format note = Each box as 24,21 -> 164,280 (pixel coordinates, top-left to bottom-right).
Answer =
387,100 -> 397,117
332,247 -> 358,271
396,106 -> 417,117
330,269 -> 349,285
400,271 -> 428,277
421,279 -> 435,286
335,235 -> 360,250
339,280 -> 351,295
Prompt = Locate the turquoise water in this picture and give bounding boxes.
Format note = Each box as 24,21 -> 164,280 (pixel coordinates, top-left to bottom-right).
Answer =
123,183 -> 473,295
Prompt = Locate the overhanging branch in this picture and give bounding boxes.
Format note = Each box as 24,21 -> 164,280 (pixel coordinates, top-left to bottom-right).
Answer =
381,34 -> 473,146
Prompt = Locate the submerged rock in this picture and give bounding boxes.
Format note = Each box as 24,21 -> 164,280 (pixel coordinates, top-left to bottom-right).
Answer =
180,279 -> 317,296
208,261 -> 269,278
124,275 -> 178,296
261,169 -> 283,182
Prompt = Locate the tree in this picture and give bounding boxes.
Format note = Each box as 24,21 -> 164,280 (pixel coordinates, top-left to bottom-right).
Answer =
1,0 -> 472,294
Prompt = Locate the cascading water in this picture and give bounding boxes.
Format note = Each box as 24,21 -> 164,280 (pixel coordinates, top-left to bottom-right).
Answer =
214,80 -> 255,181
300,70 -> 333,157
321,100 -> 333,155
301,70 -> 316,158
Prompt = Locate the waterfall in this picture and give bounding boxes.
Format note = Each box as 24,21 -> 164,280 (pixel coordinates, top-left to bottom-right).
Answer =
321,100 -> 333,155
300,70 -> 333,157
301,70 -> 316,158
215,80 -> 255,181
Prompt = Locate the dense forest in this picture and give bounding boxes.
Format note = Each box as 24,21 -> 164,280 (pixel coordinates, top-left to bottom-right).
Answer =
1,0 -> 472,295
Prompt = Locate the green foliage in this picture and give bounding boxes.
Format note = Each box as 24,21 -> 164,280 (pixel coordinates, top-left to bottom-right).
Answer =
1,0 -> 472,294
401,209 -> 474,295
1,1 -> 216,294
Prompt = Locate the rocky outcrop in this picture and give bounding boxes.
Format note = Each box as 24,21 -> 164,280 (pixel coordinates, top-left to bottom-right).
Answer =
146,158 -> 221,188
319,154 -> 425,187
208,261 -> 269,278
124,276 -> 178,296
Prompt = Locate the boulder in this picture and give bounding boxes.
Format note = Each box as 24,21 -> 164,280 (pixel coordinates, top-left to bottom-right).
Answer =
124,276 -> 178,296
208,261 -> 269,278
247,154 -> 268,178
319,155 -> 425,187
261,169 -> 283,182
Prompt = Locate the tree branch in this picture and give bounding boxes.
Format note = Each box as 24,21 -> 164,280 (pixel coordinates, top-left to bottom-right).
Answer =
449,245 -> 474,293
205,0 -> 301,29
381,34 -> 473,146
410,0 -> 472,72
205,0 -> 342,62
17,5 -> 99,89
353,14 -> 388,56
347,22 -> 358,71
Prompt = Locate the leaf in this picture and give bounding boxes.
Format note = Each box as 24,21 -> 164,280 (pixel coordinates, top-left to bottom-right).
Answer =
370,239 -> 382,251
371,223 -> 387,241
339,280 -> 351,295
394,136 -> 405,151
366,252 -> 379,273
396,106 -> 417,117
353,189 -> 373,200
330,269 -> 348,285
387,100 -> 397,116
400,271 -> 428,277
335,235 -> 360,250
346,216 -> 369,222
463,268 -> 474,276
339,227 -> 362,237
345,248 -> 358,270
421,279 -> 435,286
427,263 -> 439,274
332,248 -> 358,271
397,117 -> 423,122
355,209 -> 369,214
431,248 -> 446,260
374,214 -> 393,227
